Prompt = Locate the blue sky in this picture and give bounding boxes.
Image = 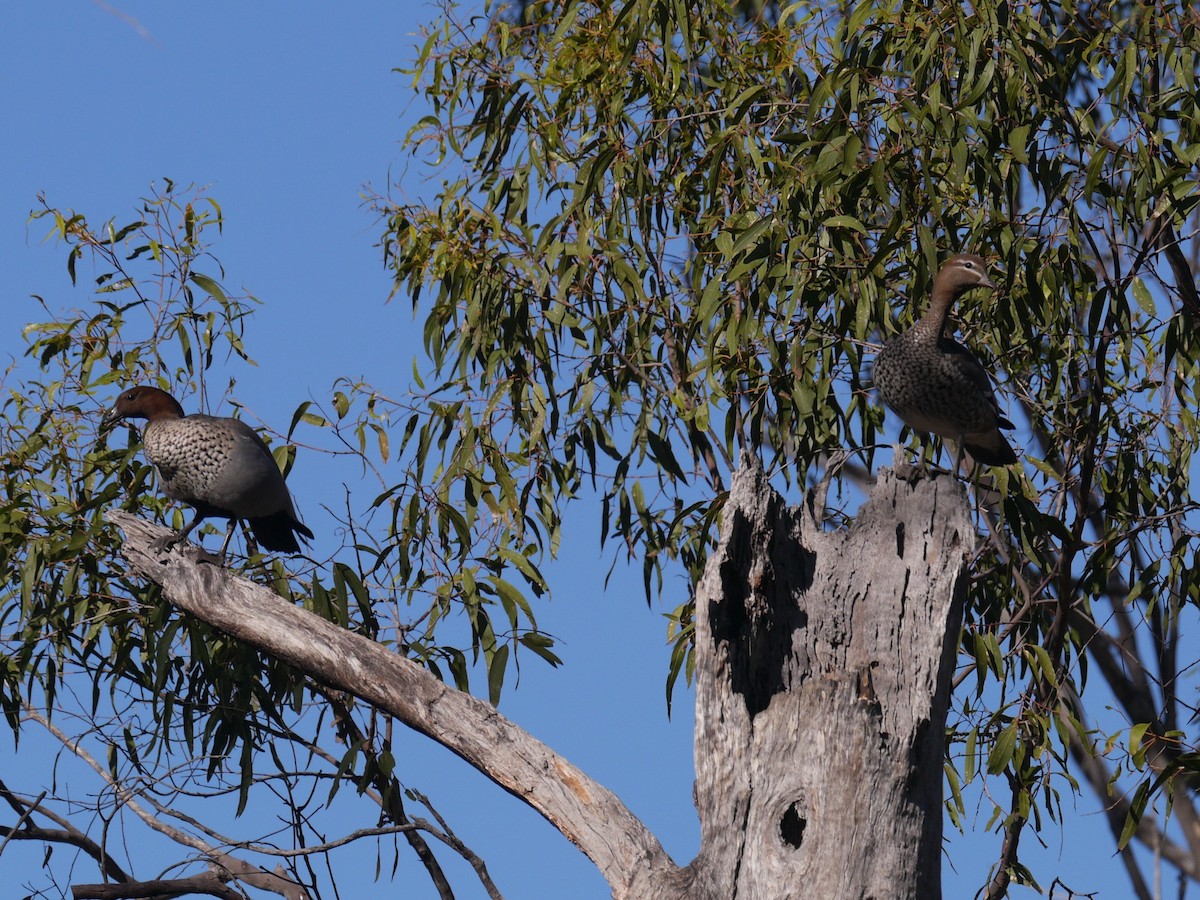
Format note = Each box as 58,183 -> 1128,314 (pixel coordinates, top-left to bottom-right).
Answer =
1,3 -> 1151,898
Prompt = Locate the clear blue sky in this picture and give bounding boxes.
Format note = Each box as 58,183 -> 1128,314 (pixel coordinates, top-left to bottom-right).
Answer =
1,3 -> 1147,898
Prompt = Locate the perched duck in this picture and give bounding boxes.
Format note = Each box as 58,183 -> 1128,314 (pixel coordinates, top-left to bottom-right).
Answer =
105,386 -> 314,556
873,254 -> 1017,467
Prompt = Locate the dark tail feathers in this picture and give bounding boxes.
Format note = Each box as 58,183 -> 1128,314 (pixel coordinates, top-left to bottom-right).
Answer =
248,512 -> 315,554
964,429 -> 1018,466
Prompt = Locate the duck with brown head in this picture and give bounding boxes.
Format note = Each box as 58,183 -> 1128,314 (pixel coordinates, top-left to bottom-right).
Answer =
105,385 -> 314,559
873,253 -> 1018,469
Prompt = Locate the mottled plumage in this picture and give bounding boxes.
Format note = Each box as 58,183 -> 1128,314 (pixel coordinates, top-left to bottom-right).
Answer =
106,386 -> 314,555
874,254 -> 1017,467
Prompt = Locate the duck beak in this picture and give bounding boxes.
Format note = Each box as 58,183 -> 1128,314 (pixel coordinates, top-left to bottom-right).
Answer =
100,403 -> 124,431
978,273 -> 997,291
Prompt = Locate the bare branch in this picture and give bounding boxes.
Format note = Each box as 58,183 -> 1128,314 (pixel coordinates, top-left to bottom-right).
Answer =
107,510 -> 678,900
71,870 -> 241,900
982,774 -> 1027,900
408,789 -> 504,900
0,780 -> 130,883
26,707 -> 311,900
1067,723 -> 1197,884
315,687 -> 457,899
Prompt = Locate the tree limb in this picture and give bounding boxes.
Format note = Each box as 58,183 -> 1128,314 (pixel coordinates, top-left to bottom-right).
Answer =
982,774 -> 1027,900
1067,720 -> 1196,885
315,687 -> 459,900
71,871 -> 242,900
27,707 -> 311,900
106,510 -> 679,900
0,780 -> 130,884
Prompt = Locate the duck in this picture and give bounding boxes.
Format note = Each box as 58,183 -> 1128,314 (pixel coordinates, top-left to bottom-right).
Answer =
873,254 -> 1017,468
105,386 -> 314,557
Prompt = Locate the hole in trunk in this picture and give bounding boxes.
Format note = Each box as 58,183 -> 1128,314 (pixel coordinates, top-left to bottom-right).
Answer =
780,801 -> 806,849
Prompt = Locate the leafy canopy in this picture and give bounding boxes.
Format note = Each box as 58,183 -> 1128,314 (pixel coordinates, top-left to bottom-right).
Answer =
3,0 -> 1200,895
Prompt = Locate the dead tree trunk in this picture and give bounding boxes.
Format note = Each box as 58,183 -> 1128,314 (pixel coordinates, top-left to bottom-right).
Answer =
682,458 -> 972,898
107,455 -> 970,899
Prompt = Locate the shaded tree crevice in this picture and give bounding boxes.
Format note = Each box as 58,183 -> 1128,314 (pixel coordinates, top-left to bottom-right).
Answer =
690,456 -> 972,898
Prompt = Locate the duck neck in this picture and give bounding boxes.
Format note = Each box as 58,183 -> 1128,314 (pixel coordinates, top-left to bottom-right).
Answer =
145,396 -> 186,423
914,281 -> 956,341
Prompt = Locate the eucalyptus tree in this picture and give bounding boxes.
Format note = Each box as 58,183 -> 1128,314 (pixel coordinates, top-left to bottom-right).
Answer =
3,1 -> 1199,898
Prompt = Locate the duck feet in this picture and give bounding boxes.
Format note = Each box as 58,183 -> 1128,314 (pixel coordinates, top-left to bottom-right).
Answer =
148,533 -> 226,566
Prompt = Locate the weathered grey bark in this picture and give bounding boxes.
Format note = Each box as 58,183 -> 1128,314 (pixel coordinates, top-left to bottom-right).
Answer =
72,872 -> 243,900
106,509 -> 681,900
682,457 -> 972,899
107,454 -> 970,899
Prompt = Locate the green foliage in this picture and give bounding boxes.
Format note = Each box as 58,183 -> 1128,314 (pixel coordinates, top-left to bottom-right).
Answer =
3,174 -> 563,885
4,0 -> 1200,894
1,186 -> 333,776
376,0 -> 1200,891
